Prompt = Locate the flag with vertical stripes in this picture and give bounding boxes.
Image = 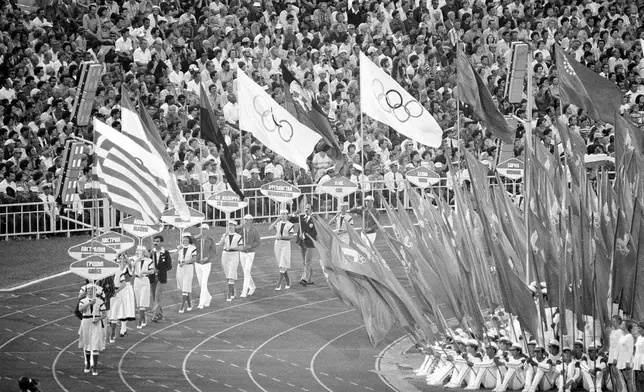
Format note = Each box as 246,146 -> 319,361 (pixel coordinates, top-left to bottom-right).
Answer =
93,118 -> 168,224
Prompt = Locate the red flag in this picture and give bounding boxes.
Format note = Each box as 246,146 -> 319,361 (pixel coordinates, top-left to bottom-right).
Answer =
554,44 -> 622,123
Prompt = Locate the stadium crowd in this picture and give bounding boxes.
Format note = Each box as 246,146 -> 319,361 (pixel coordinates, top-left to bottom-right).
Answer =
0,0 -> 640,236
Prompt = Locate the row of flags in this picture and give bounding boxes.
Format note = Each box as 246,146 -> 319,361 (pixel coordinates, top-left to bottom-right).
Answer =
312,44 -> 644,348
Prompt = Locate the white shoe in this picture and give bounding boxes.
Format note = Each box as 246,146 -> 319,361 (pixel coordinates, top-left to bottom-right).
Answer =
239,293 -> 247,298
284,285 -> 290,289
109,338 -> 115,343
142,321 -> 147,327
84,367 -> 90,374
178,309 -> 184,314
248,289 -> 255,296
275,287 -> 282,291
197,305 -> 204,310
136,325 -> 142,329
186,306 -> 192,311
204,303 -> 210,308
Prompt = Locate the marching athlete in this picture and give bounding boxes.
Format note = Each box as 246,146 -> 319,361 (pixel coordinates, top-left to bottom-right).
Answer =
108,254 -> 136,340
217,220 -> 242,301
176,233 -> 197,313
349,195 -> 380,245
78,284 -> 106,376
270,208 -> 296,290
239,214 -> 260,297
292,203 -> 317,286
330,202 -> 354,243
133,246 -> 154,329
150,235 -> 172,322
195,224 -> 216,309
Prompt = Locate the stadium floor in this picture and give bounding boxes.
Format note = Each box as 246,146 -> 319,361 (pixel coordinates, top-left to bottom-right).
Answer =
0,243 -> 426,392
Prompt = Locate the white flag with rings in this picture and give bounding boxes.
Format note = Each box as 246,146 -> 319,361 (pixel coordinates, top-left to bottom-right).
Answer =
359,52 -> 443,148
238,71 -> 321,169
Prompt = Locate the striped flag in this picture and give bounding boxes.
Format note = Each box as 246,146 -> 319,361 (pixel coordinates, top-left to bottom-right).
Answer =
93,118 -> 168,224
120,91 -> 191,218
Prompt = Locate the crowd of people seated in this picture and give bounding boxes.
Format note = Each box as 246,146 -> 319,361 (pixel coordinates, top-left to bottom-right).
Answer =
0,0 -> 638,238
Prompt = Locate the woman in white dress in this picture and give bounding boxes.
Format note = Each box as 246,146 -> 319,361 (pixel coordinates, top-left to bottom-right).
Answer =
217,220 -> 242,301
108,254 -> 136,341
633,322 -> 644,392
78,284 -> 106,376
176,233 -> 197,313
269,208 -> 296,290
615,320 -> 636,392
133,246 -> 154,329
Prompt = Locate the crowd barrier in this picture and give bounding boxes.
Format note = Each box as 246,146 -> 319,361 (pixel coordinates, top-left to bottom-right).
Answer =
0,177 -> 526,240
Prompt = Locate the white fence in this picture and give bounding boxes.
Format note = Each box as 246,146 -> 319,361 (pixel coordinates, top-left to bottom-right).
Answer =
0,178 -> 523,239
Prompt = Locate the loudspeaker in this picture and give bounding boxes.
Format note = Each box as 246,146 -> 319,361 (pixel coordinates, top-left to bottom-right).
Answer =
504,43 -> 529,104
55,141 -> 87,204
71,62 -> 103,126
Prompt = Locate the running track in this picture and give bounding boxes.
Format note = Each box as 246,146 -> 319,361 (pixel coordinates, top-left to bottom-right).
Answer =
0,244 -> 408,392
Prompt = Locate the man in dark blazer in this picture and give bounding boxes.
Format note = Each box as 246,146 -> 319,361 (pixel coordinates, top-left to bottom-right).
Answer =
150,234 -> 172,322
291,203 -> 317,286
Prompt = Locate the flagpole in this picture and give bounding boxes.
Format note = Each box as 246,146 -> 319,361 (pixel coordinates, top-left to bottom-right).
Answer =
456,45 -> 461,148
360,68 -> 366,232
524,52 -> 534,284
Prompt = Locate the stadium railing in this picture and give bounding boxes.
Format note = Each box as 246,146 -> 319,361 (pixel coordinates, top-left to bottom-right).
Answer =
1,178 -> 523,240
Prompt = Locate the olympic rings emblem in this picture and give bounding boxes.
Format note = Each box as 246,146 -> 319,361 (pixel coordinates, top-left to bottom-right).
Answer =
252,95 -> 294,142
372,79 -> 424,123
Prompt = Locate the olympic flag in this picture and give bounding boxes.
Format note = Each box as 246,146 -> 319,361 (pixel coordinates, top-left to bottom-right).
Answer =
237,71 -> 322,169
359,52 -> 442,148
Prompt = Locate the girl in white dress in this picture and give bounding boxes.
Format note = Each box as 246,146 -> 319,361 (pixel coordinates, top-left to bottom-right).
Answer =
269,208 -> 296,290
176,233 -> 197,313
133,246 -> 154,329
217,220 -> 242,301
633,322 -> 644,392
615,320 -> 636,392
78,284 -> 106,376
108,254 -> 136,341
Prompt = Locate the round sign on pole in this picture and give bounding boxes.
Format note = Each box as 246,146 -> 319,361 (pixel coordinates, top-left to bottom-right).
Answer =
161,207 -> 205,229
405,167 -> 441,188
260,180 -> 301,204
121,216 -> 164,239
317,176 -> 359,198
207,190 -> 249,214
496,158 -> 525,180
93,231 -> 136,253
70,255 -> 121,281
68,240 -> 119,261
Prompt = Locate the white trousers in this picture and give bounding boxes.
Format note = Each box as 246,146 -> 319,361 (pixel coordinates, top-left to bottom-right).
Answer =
194,263 -> 212,307
239,252 -> 256,294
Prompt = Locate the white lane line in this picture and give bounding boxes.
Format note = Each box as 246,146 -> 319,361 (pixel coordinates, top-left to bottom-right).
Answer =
335,377 -> 343,381
216,359 -> 225,363
196,374 -> 204,378
291,363 -> 299,367
210,379 -> 219,383
271,378 -> 281,382
147,380 -> 155,384
42,342 -> 50,346
203,355 -> 211,359
320,372 -> 328,376
277,358 -> 286,362
159,385 -> 168,389
60,293 -> 70,297
222,340 -> 231,344
230,363 -> 240,368
263,354 -> 272,358
287,383 -> 296,387
309,325 -> 365,392
224,384 -> 232,388
350,381 -> 359,386
365,387 -> 374,391
236,345 -> 245,349
247,309 -> 353,392
257,373 -> 267,378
